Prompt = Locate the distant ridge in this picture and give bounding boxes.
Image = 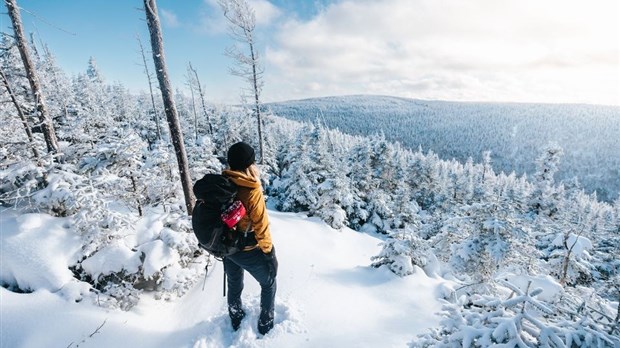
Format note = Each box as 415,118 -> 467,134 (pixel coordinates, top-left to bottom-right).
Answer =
266,95 -> 620,201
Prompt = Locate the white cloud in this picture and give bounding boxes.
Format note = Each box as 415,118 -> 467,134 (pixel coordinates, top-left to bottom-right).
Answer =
248,0 -> 282,25
160,9 -> 180,28
200,0 -> 282,34
264,0 -> 620,105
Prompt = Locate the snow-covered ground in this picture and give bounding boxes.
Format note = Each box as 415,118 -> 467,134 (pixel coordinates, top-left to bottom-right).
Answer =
1,209 -> 444,348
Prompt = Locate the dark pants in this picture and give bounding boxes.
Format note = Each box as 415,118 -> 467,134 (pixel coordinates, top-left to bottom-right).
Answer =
224,247 -> 277,330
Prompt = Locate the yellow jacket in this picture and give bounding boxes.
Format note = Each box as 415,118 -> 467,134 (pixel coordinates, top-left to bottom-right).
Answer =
222,169 -> 272,253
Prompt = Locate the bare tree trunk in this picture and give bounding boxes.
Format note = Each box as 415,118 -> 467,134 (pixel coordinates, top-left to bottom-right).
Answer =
5,0 -> 60,156
130,175 -> 143,217
219,0 -> 265,163
613,291 -> 620,335
188,62 -> 213,135
0,66 -> 39,159
143,0 -> 194,215
186,64 -> 199,144
136,35 -> 162,141
249,42 -> 264,164
559,225 -> 584,286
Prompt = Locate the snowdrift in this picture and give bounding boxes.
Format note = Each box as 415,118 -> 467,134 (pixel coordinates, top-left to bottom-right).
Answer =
1,209 -> 443,348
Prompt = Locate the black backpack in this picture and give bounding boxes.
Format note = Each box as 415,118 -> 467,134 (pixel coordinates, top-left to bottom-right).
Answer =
192,174 -> 244,258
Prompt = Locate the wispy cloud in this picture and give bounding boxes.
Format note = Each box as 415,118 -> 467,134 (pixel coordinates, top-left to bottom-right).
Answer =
264,0 -> 619,105
160,8 -> 180,28
199,0 -> 282,34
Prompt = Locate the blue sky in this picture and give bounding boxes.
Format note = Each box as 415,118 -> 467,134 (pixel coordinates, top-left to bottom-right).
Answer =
3,0 -> 619,105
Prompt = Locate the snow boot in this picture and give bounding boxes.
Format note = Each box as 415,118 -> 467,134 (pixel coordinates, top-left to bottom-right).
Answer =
229,304 -> 245,331
257,309 -> 274,335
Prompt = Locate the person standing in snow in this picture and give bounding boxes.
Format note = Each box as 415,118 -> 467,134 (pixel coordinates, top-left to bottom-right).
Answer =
222,141 -> 278,335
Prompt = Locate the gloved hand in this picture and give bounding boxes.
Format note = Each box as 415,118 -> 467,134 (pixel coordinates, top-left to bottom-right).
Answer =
263,246 -> 278,278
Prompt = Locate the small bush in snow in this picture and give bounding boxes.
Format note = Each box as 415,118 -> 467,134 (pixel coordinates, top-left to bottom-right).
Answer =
372,229 -> 430,277
0,161 -> 47,208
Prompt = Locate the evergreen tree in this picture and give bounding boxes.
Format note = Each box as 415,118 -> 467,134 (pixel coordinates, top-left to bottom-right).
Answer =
276,124 -> 319,212
311,126 -> 352,229
345,141 -> 373,230
530,144 -> 564,217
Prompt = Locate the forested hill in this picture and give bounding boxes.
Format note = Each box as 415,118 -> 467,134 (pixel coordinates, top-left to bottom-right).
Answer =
266,95 -> 620,202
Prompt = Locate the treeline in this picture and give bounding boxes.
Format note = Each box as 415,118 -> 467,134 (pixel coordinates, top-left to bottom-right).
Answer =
267,95 -> 620,202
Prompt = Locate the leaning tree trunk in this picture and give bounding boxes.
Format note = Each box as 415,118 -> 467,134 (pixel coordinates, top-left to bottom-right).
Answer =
0,66 -> 39,159
144,0 -> 194,215
249,41 -> 264,164
5,0 -> 60,156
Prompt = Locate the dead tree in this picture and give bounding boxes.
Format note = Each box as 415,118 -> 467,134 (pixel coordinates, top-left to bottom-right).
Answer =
0,65 -> 39,159
187,62 -> 213,135
5,0 -> 60,155
219,0 -> 265,163
136,35 -> 162,142
143,0 -> 194,215
185,63 -> 199,144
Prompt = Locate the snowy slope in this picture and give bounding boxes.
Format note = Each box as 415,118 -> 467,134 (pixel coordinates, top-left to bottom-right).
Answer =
1,209 -> 444,348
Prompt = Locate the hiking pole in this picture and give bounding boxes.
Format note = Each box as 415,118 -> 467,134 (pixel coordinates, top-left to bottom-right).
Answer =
202,255 -> 212,292
202,263 -> 209,291
223,271 -> 227,297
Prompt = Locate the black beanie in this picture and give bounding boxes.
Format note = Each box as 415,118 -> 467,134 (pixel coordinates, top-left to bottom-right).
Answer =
227,142 -> 256,170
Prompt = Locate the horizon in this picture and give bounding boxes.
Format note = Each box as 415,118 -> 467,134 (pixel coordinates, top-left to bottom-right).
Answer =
2,0 -> 618,106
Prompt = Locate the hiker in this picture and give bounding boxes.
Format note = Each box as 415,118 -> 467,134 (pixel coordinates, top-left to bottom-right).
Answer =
222,141 -> 278,335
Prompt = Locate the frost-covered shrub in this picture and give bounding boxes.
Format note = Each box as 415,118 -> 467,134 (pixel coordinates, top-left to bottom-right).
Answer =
413,280 -> 619,347
547,233 -> 595,286
78,128 -> 145,175
31,170 -> 90,216
72,210 -> 203,309
140,144 -> 180,208
186,135 -> 222,180
95,274 -> 142,311
0,161 -> 47,207
372,229 -> 431,276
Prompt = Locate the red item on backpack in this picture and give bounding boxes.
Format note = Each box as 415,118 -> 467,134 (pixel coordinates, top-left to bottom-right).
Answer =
221,200 -> 246,229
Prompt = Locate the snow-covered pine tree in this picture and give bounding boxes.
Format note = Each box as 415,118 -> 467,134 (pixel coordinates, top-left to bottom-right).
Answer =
38,46 -> 72,130
346,140 -> 374,229
408,150 -> 441,211
276,124 -> 319,212
361,135 -> 399,233
545,190 -> 597,286
530,143 -> 564,217
372,227 -> 430,277
311,126 -> 352,229
438,168 -> 536,285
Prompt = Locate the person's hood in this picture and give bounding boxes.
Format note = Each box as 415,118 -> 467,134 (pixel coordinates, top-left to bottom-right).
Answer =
193,174 -> 237,203
222,170 -> 261,189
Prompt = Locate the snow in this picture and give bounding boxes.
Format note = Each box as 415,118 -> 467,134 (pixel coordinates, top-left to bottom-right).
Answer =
504,274 -> 564,302
81,241 -> 142,280
0,209 -> 443,347
0,210 -> 81,292
551,233 -> 593,258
